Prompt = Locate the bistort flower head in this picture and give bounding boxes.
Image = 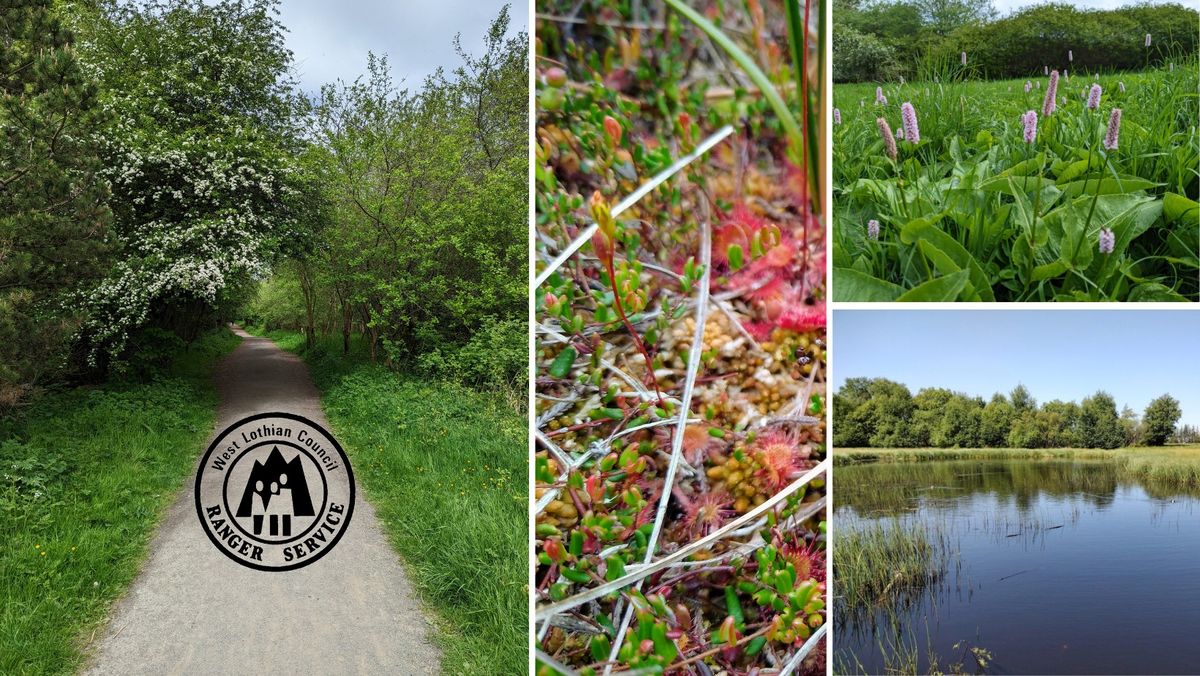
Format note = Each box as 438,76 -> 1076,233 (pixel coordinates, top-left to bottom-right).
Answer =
1042,70 -> 1060,117
1145,33 -> 1152,48
961,51 -> 967,66
833,108 -> 842,125
876,117 -> 897,160
1024,80 -> 1032,93
1022,110 -> 1038,144
1099,228 -> 1115,254
1104,108 -> 1122,150
900,102 -> 920,144
1068,49 -> 1073,62
1118,81 -> 1126,93
867,219 -> 880,240
1087,83 -> 1102,109
875,86 -> 887,105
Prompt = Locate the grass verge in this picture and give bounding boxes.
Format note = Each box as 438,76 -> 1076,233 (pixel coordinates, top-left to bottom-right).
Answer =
836,445 -> 1200,488
0,329 -> 240,674
246,328 -> 527,676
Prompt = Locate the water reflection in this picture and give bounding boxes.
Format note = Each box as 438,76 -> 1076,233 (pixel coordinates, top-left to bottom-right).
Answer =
834,460 -> 1200,675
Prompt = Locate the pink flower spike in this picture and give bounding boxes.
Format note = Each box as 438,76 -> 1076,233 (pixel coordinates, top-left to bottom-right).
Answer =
833,108 -> 842,125
875,86 -> 887,105
1042,70 -> 1059,117
1145,33 -> 1152,48
1086,83 -> 1102,109
877,117 -> 897,161
1098,228 -> 1115,254
1103,108 -> 1122,150
867,219 -> 880,240
961,51 -> 967,66
1024,81 -> 1032,93
900,102 -> 920,144
1022,110 -> 1037,144
1068,49 -> 1073,62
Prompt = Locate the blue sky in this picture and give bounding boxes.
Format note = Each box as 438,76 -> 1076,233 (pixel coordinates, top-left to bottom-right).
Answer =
275,1 -> 527,95
833,310 -> 1200,426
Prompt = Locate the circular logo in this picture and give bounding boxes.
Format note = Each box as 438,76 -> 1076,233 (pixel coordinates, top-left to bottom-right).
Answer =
195,412 -> 354,571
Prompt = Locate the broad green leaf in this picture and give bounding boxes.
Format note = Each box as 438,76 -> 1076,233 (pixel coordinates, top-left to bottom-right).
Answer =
1032,260 -> 1069,281
895,269 -> 970,301
833,268 -> 903,302
1058,203 -> 1094,270
1085,195 -> 1164,286
917,240 -> 981,301
1059,176 -> 1158,198
1128,283 -> 1189,302
980,175 -> 1055,193
902,217 -> 995,301
1163,192 -> 1199,226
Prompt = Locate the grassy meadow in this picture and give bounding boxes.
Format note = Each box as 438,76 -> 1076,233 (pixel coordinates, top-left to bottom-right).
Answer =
833,63 -> 1199,301
245,328 -> 527,676
0,330 -> 239,673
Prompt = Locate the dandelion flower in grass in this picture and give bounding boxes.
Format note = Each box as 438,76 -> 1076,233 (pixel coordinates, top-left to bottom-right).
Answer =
1024,80 -> 1032,93
900,102 -> 920,144
1042,70 -> 1060,116
833,108 -> 842,125
1103,108 -> 1122,150
1099,228 -> 1115,254
1087,83 -> 1102,109
1145,33 -> 1152,48
876,86 -> 887,105
1022,110 -> 1038,144
867,219 -> 881,240
877,117 -> 897,160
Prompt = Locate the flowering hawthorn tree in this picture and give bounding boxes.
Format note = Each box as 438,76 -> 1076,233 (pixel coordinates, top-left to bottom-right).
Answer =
71,0 -> 307,366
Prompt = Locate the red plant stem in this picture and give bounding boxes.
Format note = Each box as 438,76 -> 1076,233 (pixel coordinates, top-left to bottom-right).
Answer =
798,0 -> 813,301
602,254 -> 665,405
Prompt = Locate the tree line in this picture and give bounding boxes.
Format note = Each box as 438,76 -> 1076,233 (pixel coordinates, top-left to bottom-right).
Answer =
834,0 -> 1199,82
833,378 -> 1185,449
1,0 -> 526,407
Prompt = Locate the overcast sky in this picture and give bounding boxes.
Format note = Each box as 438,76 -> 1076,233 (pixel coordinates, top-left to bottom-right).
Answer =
834,310 -> 1200,427
992,0 -> 1180,15
274,1 -> 527,96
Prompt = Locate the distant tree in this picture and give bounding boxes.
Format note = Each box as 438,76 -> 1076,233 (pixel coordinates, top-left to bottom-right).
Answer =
1079,391 -> 1124,449
1143,395 -> 1182,446
0,0 -> 110,403
1010,384 -> 1036,414
980,393 -> 1015,447
1041,399 -> 1081,447
833,378 -> 914,447
911,0 -> 995,35
910,387 -> 955,446
1119,405 -> 1143,447
932,394 -> 984,447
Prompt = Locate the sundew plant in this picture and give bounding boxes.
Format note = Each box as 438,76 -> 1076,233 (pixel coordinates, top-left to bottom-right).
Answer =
832,55 -> 1199,302
534,1 -> 828,674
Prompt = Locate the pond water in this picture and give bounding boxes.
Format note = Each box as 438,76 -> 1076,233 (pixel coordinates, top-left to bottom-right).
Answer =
834,460 -> 1200,675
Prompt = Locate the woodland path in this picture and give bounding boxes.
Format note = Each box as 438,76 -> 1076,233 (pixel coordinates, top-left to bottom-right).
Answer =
84,327 -> 440,675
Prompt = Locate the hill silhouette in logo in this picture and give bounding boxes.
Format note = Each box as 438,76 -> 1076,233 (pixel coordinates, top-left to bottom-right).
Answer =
235,446 -> 316,517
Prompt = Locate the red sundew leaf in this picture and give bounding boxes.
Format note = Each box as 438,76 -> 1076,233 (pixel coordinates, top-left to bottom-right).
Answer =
778,302 -> 826,332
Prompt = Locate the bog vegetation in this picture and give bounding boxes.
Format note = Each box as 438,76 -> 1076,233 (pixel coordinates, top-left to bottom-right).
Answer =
830,1 -> 1198,302
533,1 -> 828,674
834,379 -> 1185,449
